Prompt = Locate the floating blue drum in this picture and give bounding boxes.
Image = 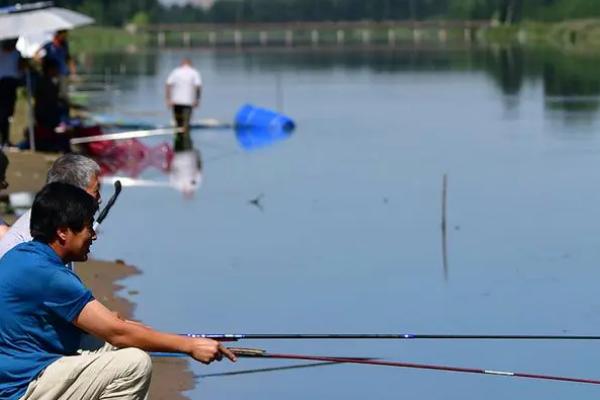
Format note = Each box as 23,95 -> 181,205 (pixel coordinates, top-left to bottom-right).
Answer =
234,104 -> 296,132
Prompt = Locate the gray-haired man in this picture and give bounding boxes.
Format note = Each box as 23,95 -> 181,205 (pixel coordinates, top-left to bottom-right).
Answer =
0,154 -> 101,259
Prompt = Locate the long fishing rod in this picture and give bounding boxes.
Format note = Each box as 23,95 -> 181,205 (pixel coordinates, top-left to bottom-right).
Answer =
154,347 -> 600,386
226,347 -> 600,386
182,333 -> 600,341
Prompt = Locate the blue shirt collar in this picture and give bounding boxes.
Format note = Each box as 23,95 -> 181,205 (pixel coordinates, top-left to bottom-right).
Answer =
30,240 -> 65,266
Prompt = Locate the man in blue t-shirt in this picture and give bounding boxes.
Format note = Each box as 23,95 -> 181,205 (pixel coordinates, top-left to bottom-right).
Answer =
0,183 -> 236,400
35,30 -> 76,104
38,30 -> 73,78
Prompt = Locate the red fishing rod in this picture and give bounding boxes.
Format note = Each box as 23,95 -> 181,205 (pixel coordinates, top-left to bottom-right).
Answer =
227,348 -> 600,386
153,347 -> 600,385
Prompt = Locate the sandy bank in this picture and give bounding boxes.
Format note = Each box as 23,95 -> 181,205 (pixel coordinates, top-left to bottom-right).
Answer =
77,259 -> 196,399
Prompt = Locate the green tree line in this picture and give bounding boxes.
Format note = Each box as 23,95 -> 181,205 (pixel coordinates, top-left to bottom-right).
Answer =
2,0 -> 600,26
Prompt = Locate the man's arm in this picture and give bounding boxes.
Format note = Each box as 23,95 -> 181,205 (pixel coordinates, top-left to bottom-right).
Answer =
74,299 -> 236,364
165,84 -> 172,107
33,44 -> 46,63
194,85 -> 202,108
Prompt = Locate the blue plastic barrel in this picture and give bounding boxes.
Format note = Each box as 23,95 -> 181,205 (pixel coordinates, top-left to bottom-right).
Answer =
235,127 -> 292,150
235,104 -> 295,132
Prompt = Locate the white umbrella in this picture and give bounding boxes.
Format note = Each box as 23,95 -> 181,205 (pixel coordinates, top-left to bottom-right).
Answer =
0,3 -> 93,150
0,6 -> 94,41
16,32 -> 52,58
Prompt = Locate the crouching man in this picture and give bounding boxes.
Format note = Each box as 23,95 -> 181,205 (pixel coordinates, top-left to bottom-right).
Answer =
0,183 -> 236,400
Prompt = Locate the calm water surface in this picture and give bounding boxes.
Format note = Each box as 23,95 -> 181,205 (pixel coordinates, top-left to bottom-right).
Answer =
87,46 -> 600,399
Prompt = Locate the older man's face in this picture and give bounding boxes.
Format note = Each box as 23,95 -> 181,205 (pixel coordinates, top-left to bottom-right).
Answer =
85,174 -> 101,204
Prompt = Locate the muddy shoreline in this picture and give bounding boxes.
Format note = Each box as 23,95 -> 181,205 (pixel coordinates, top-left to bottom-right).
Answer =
78,260 -> 196,399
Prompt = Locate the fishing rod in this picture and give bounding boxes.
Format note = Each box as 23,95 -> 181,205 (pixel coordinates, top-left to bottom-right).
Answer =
70,128 -> 183,145
154,347 -> 600,386
93,180 -> 122,230
181,333 -> 600,341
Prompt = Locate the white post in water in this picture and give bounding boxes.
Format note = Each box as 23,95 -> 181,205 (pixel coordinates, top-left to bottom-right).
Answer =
464,27 -> 472,43
361,29 -> 371,44
388,29 -> 396,45
337,29 -> 345,45
413,28 -> 422,43
208,31 -> 216,46
234,30 -> 242,47
285,30 -> 293,46
438,29 -> 448,43
311,30 -> 319,46
259,31 -> 268,46
183,32 -> 191,47
517,29 -> 527,44
158,32 -> 165,47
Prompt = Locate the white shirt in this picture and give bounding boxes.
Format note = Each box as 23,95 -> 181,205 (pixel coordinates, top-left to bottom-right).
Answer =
0,210 -> 31,259
0,49 -> 21,79
166,64 -> 202,106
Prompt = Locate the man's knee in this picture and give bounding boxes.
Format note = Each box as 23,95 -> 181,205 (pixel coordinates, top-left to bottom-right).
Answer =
115,348 -> 153,379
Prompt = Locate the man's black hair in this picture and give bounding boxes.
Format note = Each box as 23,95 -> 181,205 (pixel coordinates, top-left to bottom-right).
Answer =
30,182 -> 98,243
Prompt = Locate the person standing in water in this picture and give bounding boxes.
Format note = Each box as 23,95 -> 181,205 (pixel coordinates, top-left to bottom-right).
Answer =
165,58 -> 202,151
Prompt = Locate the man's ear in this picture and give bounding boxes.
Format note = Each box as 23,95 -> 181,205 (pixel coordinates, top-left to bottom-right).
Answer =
56,226 -> 69,243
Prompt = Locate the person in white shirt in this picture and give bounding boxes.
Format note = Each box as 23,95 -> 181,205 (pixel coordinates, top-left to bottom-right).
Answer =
0,154 -> 101,261
165,58 -> 202,151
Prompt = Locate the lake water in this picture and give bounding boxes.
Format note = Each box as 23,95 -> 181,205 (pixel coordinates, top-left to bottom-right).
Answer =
85,45 -> 600,399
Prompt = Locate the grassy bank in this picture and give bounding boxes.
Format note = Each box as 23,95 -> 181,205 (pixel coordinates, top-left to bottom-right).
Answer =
483,19 -> 600,51
69,26 -> 147,53
67,19 -> 600,51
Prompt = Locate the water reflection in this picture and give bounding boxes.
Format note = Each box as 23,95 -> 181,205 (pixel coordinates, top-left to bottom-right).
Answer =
169,148 -> 203,197
206,46 -> 600,121
91,137 -> 203,198
92,139 -> 172,178
85,46 -> 600,400
235,126 -> 293,150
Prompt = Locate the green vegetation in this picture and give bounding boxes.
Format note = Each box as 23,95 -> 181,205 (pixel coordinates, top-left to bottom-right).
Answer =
0,0 -> 599,26
5,1 -> 600,50
67,26 -> 147,53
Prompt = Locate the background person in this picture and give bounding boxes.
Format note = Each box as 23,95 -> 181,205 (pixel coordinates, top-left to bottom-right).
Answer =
165,58 -> 202,151
0,150 -> 10,239
35,30 -> 76,101
0,39 -> 23,147
0,154 -> 100,259
31,58 -> 71,152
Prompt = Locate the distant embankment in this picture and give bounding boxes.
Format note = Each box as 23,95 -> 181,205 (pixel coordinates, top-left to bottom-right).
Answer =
69,19 -> 600,52
142,20 -> 492,48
